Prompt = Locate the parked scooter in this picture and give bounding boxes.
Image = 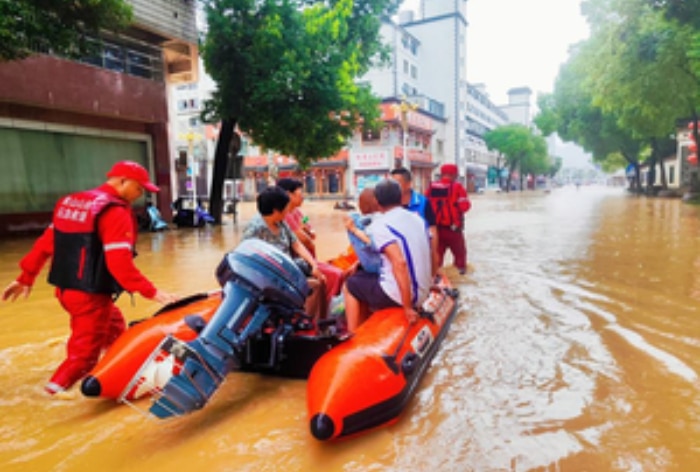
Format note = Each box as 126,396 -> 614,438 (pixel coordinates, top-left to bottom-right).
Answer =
172,197 -> 215,228
146,203 -> 169,231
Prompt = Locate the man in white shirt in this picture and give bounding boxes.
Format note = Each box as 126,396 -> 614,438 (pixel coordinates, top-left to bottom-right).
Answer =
343,179 -> 432,333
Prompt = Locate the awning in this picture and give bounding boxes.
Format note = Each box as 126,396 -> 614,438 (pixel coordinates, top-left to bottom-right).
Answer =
466,163 -> 488,177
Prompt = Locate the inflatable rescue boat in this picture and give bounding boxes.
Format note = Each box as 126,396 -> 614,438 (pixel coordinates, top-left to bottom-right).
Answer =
80,292 -> 222,400
307,275 -> 458,440
81,239 -> 346,404
80,238 -> 459,440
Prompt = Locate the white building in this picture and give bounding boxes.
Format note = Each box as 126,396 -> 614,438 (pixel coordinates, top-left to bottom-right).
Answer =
361,0 -> 468,176
169,61 -> 231,202
465,83 -> 509,189
501,87 -> 533,126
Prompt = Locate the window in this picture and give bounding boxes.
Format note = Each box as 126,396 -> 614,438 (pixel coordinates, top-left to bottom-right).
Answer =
403,60 -> 409,74
127,50 -> 153,78
362,127 -> 380,142
411,65 -> 417,79
104,44 -> 125,73
436,140 -> 444,156
76,36 -> 163,81
669,165 -> 675,184
177,98 -> 200,112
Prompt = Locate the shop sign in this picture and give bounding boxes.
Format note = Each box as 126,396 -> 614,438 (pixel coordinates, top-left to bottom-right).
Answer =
352,149 -> 391,170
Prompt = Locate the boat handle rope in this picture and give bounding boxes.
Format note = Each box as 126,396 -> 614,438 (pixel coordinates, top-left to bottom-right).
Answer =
381,282 -> 459,375
381,308 -> 432,375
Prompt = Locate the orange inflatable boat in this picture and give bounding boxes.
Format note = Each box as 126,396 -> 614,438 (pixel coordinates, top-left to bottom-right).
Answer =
307,274 -> 459,441
81,239 -> 459,440
81,239 -> 347,403
80,292 -> 222,401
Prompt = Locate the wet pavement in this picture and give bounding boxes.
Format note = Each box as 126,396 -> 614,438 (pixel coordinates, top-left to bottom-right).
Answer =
1,185 -> 700,471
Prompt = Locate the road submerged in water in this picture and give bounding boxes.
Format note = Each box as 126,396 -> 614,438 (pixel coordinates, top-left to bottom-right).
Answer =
1,185 -> 699,471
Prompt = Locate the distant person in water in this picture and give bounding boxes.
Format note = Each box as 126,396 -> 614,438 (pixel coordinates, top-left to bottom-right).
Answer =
425,163 -> 472,274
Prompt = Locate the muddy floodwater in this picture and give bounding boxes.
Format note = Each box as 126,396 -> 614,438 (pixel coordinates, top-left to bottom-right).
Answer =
1,185 -> 700,471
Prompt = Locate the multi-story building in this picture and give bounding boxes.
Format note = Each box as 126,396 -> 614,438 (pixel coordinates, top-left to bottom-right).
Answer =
465,83 -> 509,191
401,0 -> 468,170
0,0 -> 198,236
501,87 -> 533,126
172,0 -> 496,200
384,1 -> 468,179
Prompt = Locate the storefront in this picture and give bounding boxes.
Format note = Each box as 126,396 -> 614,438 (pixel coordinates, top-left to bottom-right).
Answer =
350,147 -> 393,194
466,163 -> 488,193
241,151 -> 348,199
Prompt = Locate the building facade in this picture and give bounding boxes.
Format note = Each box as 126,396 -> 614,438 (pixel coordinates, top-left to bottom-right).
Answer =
0,0 -> 198,236
394,0 -> 468,175
500,87 -> 533,126
465,83 -> 510,191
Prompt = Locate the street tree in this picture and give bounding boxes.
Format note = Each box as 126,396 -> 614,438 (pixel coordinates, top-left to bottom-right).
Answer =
582,0 -> 697,191
201,0 -> 397,222
534,41 -> 645,191
483,124 -> 549,191
0,0 -> 132,62
645,0 -> 700,28
580,0 -> 700,192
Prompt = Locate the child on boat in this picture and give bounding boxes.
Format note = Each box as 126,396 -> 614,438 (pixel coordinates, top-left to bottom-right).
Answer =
344,188 -> 382,273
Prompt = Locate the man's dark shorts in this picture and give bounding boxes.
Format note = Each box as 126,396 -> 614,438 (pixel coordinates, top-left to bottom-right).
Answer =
345,270 -> 401,312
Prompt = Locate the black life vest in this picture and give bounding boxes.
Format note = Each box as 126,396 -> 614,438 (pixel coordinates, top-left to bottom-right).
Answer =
48,189 -> 127,294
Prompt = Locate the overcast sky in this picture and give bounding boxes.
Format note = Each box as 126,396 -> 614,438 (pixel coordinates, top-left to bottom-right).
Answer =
466,0 -> 590,105
402,0 -> 591,106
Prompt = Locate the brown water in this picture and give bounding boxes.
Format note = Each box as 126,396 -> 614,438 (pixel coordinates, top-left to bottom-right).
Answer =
1,186 -> 700,471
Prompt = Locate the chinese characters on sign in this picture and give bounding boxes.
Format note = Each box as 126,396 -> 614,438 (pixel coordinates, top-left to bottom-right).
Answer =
352,149 -> 391,171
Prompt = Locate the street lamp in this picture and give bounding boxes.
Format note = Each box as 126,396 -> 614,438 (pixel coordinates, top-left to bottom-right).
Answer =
180,130 -> 202,225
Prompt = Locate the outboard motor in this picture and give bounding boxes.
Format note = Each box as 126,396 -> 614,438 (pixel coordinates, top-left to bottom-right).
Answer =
149,239 -> 309,418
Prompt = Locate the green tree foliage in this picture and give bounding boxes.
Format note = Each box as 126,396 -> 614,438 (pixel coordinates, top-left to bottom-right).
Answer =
483,124 -> 549,191
0,0 -> 132,61
581,0 -> 699,190
201,0 -> 396,168
646,0 -> 700,28
547,156 -> 563,178
533,49 -> 643,178
536,0 -> 700,192
201,0 -> 398,221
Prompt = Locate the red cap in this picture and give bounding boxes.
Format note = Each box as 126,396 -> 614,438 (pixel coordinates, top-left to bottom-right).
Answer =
440,163 -> 458,176
107,161 -> 159,192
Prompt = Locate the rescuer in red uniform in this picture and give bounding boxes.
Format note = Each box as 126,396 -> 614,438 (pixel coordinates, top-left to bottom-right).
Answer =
1,161 -> 179,395
425,163 -> 472,275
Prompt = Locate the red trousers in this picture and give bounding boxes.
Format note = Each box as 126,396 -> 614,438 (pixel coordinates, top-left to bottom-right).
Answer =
48,289 -> 126,391
437,226 -> 468,271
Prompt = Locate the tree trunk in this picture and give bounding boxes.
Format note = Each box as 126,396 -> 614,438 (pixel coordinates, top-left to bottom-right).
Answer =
651,137 -> 668,190
519,166 -> 524,191
208,118 -> 236,224
497,154 -> 504,190
635,165 -> 642,193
